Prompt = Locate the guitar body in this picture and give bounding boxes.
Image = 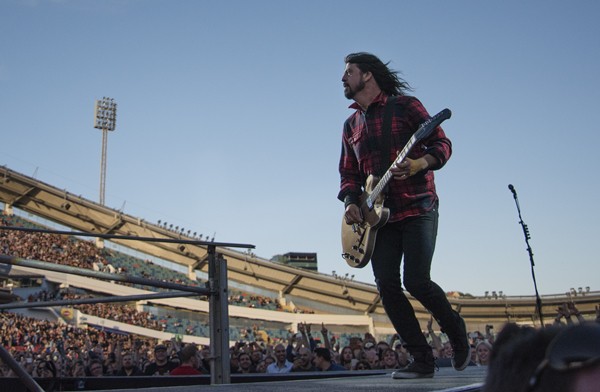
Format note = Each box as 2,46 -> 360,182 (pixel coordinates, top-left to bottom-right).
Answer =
341,175 -> 390,268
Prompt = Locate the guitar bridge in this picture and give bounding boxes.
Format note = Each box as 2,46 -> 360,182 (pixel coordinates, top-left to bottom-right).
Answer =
342,253 -> 359,264
351,245 -> 365,254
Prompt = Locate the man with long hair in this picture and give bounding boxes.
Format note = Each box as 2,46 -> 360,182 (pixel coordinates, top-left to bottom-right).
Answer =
338,52 -> 469,379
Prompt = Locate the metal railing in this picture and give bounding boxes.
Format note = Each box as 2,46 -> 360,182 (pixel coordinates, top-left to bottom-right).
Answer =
0,225 -> 254,389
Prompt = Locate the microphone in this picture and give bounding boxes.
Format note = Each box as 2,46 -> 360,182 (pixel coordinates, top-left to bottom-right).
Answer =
508,184 -> 517,198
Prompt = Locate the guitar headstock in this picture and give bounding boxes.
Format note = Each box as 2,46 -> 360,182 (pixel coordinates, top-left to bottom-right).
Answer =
414,108 -> 452,141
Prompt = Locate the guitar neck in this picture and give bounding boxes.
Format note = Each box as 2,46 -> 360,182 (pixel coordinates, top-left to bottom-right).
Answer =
363,108 -> 451,211
367,135 -> 417,206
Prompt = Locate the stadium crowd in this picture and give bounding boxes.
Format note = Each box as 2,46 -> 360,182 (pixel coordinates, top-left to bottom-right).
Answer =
2,303 -> 597,380
0,310 -> 498,379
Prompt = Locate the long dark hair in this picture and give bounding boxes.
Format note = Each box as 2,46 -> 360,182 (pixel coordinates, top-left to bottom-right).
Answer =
344,52 -> 412,96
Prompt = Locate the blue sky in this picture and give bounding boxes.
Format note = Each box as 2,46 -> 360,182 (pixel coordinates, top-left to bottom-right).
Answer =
1,0 -> 599,297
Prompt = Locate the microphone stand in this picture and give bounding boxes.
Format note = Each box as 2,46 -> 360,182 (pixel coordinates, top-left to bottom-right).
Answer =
508,184 -> 545,327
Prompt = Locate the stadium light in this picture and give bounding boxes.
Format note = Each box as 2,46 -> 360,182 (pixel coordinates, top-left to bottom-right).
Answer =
93,97 -> 117,205
94,97 -> 117,131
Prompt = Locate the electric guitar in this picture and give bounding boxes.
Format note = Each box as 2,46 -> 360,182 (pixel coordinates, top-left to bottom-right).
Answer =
341,108 -> 452,268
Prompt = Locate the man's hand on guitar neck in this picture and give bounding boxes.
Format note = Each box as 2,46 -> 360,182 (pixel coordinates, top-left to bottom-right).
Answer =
344,204 -> 363,225
391,155 -> 437,180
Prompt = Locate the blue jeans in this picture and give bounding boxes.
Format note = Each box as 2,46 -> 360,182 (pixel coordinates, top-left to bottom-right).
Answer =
371,205 -> 461,353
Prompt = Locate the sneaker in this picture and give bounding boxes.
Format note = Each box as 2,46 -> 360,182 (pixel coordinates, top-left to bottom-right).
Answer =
391,351 -> 434,379
450,316 -> 471,371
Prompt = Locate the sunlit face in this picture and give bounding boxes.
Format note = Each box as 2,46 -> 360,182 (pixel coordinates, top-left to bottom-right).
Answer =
238,354 -> 252,370
342,63 -> 366,100
477,344 -> 491,365
443,342 -> 454,358
365,349 -> 379,367
383,350 -> 397,367
397,348 -> 409,366
342,347 -> 353,361
298,348 -> 312,366
274,345 -> 286,362
251,350 -> 262,363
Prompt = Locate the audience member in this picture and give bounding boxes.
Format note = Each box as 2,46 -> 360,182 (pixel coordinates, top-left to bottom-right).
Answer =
313,347 -> 345,371
338,346 -> 355,370
250,344 -> 263,367
380,348 -> 400,370
171,344 -> 202,375
197,345 -> 211,374
529,323 -> 600,392
115,352 -> 143,376
254,360 -> 267,373
362,347 -> 380,369
291,347 -> 316,372
353,360 -> 371,370
482,322 -> 600,392
266,344 -> 292,373
475,341 -> 492,366
71,360 -> 86,378
393,341 -> 410,368
233,352 -> 255,374
35,360 -> 57,378
426,316 -> 443,357
144,344 -> 177,376
86,359 -> 104,377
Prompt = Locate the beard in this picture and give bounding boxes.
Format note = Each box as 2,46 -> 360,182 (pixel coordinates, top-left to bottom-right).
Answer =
344,79 -> 365,99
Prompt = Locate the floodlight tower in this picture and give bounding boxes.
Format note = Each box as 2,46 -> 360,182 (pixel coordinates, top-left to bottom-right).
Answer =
93,97 -> 117,206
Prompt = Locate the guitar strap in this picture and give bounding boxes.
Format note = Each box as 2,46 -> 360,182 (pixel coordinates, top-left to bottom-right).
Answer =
378,95 -> 398,177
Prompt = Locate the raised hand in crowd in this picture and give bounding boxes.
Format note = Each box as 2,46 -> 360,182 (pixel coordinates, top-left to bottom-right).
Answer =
555,302 -> 585,325
320,323 -> 331,350
426,316 -> 443,355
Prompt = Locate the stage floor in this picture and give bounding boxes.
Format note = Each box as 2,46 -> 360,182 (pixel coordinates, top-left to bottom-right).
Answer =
92,367 -> 487,392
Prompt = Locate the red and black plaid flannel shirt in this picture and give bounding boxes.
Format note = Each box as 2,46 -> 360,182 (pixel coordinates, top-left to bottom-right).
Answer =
338,93 -> 452,223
